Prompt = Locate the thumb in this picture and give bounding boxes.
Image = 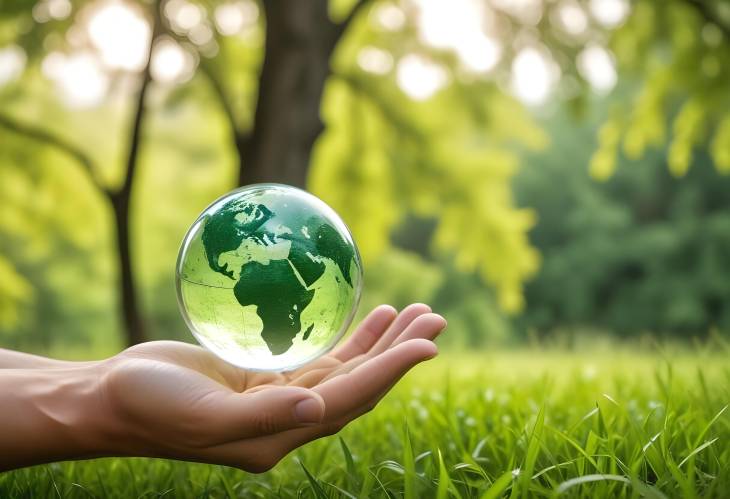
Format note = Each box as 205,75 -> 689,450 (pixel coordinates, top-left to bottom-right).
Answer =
212,387 -> 326,442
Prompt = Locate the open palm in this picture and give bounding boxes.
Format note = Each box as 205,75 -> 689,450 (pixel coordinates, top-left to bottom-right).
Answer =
99,304 -> 445,471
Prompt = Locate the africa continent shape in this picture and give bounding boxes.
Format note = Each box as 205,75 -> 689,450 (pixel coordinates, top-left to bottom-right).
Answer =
200,199 -> 355,355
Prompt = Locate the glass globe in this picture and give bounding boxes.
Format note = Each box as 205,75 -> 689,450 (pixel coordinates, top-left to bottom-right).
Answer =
176,184 -> 362,371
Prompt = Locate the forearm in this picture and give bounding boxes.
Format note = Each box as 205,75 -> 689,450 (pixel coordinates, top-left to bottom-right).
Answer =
0,365 -> 111,471
0,348 -> 90,369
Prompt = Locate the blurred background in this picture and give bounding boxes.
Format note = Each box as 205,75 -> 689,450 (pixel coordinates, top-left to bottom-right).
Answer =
2,0 -> 730,356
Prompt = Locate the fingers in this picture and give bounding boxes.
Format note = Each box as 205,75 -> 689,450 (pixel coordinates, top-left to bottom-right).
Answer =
196,416 -> 347,473
205,386 -> 325,444
331,305 -> 397,362
273,340 -> 440,458
367,303 -> 432,356
198,308 -> 442,447
390,313 -> 447,347
318,312 -> 447,384
198,339 -> 439,472
313,338 -> 437,421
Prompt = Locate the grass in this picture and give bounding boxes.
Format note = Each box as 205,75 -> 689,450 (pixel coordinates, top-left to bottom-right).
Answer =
2,348 -> 729,498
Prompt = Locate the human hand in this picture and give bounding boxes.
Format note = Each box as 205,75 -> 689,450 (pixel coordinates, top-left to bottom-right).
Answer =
93,303 -> 445,471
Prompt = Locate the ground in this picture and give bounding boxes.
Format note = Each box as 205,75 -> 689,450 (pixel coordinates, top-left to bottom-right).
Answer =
2,348 -> 728,498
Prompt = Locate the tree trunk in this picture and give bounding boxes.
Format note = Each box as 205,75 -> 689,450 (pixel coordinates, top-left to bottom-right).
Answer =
112,2 -> 159,346
111,194 -> 146,345
112,70 -> 152,346
238,0 -> 338,188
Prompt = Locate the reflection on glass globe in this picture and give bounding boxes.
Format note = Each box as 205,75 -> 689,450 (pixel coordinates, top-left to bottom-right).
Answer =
176,184 -> 362,371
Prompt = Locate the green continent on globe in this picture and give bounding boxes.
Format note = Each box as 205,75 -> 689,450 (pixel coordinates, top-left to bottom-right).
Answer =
201,201 -> 274,279
233,261 -> 315,355
200,198 -> 355,355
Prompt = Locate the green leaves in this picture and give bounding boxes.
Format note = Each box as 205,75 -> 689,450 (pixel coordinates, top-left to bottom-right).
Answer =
589,116 -> 622,181
519,99 -> 730,336
0,255 -> 33,329
312,74 -> 544,313
594,0 -> 730,178
710,115 -> 730,173
668,97 -> 707,177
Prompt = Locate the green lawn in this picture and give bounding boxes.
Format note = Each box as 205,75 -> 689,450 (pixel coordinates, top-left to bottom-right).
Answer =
2,349 -> 729,498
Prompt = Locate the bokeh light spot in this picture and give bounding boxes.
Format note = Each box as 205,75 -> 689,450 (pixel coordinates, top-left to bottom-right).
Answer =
397,54 -> 448,101
87,1 -> 151,71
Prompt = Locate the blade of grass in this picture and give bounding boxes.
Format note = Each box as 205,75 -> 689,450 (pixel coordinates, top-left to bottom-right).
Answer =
519,406 -> 545,499
45,466 -> 61,499
481,470 -> 514,499
300,462 -> 328,499
339,437 -> 359,489
403,423 -> 416,499
678,437 -> 719,469
630,477 -> 669,499
554,474 -> 630,495
546,426 -> 599,472
216,468 -> 237,498
694,405 -> 728,447
567,407 -> 599,434
436,449 -> 451,499
322,481 -> 359,499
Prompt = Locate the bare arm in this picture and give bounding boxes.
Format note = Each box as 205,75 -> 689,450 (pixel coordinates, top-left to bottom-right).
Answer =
0,304 -> 445,472
0,348 -> 90,369
0,364 -> 108,470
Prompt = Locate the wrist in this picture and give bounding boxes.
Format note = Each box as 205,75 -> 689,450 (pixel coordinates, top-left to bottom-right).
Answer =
0,362 -> 119,470
42,362 -> 115,458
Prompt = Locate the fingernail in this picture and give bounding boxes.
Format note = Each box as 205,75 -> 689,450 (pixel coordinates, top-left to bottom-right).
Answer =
295,398 -> 324,424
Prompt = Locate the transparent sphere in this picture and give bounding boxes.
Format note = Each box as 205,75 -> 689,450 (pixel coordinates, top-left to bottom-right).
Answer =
176,184 -> 362,371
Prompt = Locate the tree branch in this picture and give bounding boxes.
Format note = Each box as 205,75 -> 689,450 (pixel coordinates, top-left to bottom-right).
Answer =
199,59 -> 243,143
117,0 -> 161,198
0,113 -> 109,196
684,0 -> 730,39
